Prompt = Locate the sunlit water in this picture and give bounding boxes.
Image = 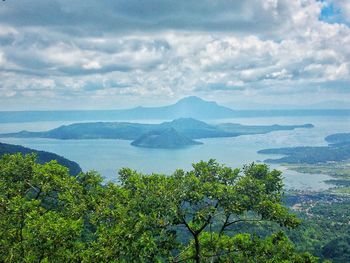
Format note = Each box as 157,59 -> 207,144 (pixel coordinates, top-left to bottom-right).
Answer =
1,115 -> 349,191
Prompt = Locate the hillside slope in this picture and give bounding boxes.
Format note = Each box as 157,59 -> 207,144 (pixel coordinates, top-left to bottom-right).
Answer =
0,142 -> 82,175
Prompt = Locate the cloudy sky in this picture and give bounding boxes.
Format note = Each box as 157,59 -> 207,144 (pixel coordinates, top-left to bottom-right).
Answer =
0,0 -> 349,110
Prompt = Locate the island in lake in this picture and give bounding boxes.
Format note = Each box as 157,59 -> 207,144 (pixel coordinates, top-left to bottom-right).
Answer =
259,132 -> 350,195
0,118 -> 314,149
0,142 -> 82,175
131,128 -> 203,148
259,132 -> 350,164
325,133 -> 350,144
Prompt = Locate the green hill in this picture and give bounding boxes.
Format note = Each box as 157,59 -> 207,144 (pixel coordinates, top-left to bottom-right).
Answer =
0,142 -> 82,175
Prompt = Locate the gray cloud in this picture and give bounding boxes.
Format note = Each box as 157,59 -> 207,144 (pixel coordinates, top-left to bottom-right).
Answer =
0,1 -> 294,35
0,0 -> 349,109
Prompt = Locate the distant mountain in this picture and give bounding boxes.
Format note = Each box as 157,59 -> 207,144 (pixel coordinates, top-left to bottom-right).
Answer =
0,118 -> 314,145
111,96 -> 236,119
0,96 -> 349,123
131,128 -> 202,148
160,96 -> 236,118
0,142 -> 82,175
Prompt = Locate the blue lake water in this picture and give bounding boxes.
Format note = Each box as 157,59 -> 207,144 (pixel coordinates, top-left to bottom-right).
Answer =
1,115 -> 349,191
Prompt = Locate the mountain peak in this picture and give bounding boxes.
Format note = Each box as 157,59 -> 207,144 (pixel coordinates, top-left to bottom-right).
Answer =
161,118 -> 213,129
165,96 -> 234,119
130,127 -> 202,148
175,96 -> 217,106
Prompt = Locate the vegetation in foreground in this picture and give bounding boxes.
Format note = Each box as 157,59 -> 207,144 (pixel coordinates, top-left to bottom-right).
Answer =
0,154 -> 317,262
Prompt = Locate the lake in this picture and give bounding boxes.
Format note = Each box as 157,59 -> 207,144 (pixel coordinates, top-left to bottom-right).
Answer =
1,115 -> 349,190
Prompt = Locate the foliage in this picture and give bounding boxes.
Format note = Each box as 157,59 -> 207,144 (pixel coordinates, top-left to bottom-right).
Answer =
0,154 -> 84,262
196,231 -> 316,263
322,236 -> 350,262
0,154 -> 317,262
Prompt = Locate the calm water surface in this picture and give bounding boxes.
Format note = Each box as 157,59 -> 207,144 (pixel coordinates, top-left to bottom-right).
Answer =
1,115 -> 349,190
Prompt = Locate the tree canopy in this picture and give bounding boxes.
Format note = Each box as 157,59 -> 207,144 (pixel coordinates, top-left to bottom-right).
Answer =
0,153 -> 317,262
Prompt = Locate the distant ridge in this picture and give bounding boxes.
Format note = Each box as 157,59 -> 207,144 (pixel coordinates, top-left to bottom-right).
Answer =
0,96 -> 349,123
1,118 -> 314,148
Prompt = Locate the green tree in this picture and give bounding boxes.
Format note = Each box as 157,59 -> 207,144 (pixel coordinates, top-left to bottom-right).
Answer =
0,154 -> 85,262
322,236 -> 350,263
82,169 -> 179,262
198,231 -> 316,262
0,154 -> 317,262
118,159 -> 316,262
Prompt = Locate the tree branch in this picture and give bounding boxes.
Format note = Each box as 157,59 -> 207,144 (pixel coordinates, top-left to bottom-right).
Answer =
172,245 -> 193,263
219,213 -> 231,236
225,217 -> 264,228
195,201 -> 219,235
181,215 -> 196,236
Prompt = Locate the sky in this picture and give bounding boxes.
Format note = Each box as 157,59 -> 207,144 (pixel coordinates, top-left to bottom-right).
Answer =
0,0 -> 349,110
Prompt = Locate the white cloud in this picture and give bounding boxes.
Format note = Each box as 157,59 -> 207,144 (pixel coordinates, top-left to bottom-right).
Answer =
0,24 -> 18,36
0,52 -> 6,66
